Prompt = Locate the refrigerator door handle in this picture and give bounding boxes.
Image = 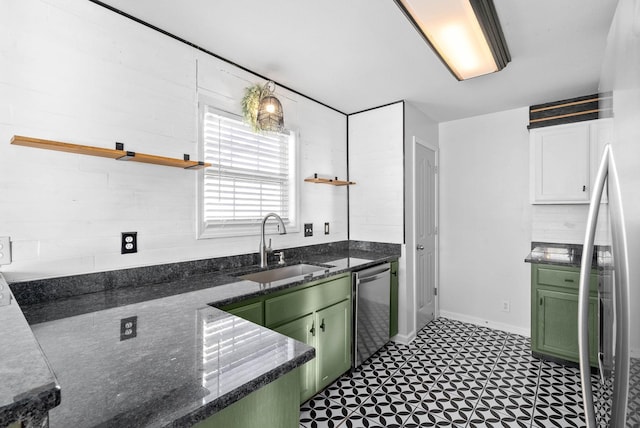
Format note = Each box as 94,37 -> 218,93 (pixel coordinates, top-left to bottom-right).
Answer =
578,144 -> 609,428
607,146 -> 631,428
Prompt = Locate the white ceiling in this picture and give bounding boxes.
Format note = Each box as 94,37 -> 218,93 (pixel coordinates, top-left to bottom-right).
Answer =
96,0 -> 618,122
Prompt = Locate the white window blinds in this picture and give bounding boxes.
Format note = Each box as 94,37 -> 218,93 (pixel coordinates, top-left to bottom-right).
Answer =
199,106 -> 296,237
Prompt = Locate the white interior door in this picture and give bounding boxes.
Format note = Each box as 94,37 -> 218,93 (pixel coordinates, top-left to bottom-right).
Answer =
415,140 -> 437,331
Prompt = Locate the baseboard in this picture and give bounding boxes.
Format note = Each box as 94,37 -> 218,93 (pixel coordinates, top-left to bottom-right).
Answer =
391,330 -> 416,346
438,310 -> 530,338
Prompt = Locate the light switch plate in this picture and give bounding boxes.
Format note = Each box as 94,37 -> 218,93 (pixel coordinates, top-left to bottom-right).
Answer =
0,236 -> 12,266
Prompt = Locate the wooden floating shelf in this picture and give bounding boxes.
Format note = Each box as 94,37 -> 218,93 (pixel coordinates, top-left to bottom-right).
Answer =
304,174 -> 355,186
10,135 -> 211,170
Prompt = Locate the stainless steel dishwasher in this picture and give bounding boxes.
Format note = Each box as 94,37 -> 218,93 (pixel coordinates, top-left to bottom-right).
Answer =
352,263 -> 391,368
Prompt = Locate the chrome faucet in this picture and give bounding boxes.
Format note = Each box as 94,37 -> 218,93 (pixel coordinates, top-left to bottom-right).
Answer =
259,213 -> 287,268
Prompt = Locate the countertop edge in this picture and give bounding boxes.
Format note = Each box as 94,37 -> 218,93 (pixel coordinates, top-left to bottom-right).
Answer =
1,383 -> 61,428
0,274 -> 61,427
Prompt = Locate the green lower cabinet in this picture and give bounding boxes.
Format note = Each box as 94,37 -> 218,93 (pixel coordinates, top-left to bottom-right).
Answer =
265,275 -> 352,402
272,298 -> 352,402
274,313 -> 317,403
222,273 -> 353,404
389,261 -> 399,337
316,299 -> 351,391
194,368 -> 300,428
531,263 -> 599,366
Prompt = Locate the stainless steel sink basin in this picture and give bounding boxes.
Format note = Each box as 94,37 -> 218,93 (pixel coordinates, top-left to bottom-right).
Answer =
238,264 -> 328,283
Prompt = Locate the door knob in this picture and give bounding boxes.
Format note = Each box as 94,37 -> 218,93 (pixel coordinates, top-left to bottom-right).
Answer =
416,245 -> 424,250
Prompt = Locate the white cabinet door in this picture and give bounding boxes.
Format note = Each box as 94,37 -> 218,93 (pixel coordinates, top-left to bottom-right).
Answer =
530,122 -> 591,204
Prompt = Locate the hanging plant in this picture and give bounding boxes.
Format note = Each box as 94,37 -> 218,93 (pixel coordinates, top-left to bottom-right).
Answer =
241,83 -> 263,133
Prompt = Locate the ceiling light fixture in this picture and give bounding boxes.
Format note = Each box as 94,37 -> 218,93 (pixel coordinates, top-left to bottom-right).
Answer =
256,81 -> 285,132
394,0 -> 511,80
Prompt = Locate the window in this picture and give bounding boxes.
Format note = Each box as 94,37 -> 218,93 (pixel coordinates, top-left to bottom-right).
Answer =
198,104 -> 298,238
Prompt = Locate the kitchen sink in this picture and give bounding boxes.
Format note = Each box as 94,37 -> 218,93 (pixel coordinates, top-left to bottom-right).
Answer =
237,263 -> 329,283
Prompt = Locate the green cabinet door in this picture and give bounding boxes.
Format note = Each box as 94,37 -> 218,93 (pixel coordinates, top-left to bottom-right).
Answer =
316,299 -> 351,391
390,261 -> 399,337
534,288 -> 599,365
224,300 -> 264,326
274,313 -> 317,403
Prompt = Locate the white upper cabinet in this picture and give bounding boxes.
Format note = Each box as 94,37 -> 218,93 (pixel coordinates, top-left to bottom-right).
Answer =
530,119 -> 612,204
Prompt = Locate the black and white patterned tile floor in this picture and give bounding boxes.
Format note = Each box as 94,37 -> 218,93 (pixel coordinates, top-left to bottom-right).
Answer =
300,317 -> 588,428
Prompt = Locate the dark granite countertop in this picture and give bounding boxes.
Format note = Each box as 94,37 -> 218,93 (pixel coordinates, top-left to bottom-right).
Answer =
524,241 -> 612,269
29,298 -> 314,428
0,274 -> 60,428
5,241 -> 400,428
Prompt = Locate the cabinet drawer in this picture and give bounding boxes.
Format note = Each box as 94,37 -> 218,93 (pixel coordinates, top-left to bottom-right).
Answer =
265,275 -> 350,327
534,265 -> 597,292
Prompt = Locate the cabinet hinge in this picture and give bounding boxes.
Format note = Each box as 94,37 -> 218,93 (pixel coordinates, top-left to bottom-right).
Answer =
434,287 -> 438,296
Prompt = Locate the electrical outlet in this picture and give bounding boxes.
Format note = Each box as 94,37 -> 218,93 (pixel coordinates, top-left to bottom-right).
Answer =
121,232 -> 137,254
120,316 -> 137,341
502,300 -> 511,312
0,236 -> 12,266
304,223 -> 313,237
324,222 -> 330,235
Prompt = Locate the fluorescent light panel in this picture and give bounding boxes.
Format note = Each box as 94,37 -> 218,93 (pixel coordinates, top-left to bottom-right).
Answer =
396,0 -> 510,80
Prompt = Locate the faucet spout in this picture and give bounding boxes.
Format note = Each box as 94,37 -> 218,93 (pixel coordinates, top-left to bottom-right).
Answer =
259,213 -> 287,268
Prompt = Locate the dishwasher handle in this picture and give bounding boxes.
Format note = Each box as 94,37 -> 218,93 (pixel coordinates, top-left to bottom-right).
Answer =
355,263 -> 391,283
358,269 -> 390,284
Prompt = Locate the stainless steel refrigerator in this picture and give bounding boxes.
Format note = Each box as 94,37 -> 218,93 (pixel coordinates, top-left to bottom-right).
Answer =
578,1 -> 640,426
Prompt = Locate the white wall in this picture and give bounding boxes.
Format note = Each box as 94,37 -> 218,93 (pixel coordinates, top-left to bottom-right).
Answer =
348,102 -> 404,244
0,0 -> 347,282
439,107 -> 532,335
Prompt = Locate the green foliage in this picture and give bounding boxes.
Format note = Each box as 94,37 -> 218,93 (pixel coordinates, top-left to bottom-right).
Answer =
241,84 -> 263,133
